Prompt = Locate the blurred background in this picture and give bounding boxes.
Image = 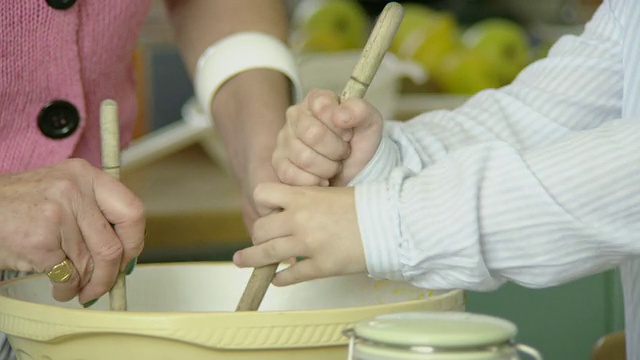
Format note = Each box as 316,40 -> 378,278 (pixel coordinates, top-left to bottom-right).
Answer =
123,1 -> 622,359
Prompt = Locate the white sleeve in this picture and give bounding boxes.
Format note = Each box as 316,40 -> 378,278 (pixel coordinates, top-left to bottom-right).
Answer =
353,0 -> 636,290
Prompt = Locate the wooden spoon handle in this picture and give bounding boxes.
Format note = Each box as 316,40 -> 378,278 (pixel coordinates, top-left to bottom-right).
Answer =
235,263 -> 278,312
341,2 -> 405,101
100,99 -> 128,311
235,2 -> 405,312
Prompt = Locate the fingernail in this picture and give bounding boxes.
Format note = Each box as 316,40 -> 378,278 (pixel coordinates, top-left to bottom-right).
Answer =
232,251 -> 241,265
125,257 -> 137,276
83,299 -> 98,308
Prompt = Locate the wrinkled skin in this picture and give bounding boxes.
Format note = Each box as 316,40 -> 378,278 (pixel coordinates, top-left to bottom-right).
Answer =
0,159 -> 145,304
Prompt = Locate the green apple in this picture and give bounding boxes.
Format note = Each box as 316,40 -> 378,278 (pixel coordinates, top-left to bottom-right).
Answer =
431,48 -> 502,94
390,2 -> 435,53
290,0 -> 369,53
390,4 -> 460,73
461,18 -> 531,85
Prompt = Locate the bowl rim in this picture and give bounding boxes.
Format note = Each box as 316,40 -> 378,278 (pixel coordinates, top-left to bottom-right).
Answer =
0,262 -> 465,349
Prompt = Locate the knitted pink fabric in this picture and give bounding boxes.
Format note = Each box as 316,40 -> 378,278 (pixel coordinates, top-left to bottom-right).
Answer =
0,1 -> 152,173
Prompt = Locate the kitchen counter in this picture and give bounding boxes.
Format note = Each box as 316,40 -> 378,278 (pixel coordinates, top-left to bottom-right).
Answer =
121,145 -> 250,262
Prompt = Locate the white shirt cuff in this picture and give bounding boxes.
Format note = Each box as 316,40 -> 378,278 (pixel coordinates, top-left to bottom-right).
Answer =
349,135 -> 401,186
355,181 -> 405,281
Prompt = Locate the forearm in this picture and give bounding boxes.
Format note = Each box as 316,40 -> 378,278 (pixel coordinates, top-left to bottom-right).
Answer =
164,0 -> 292,186
164,0 -> 288,76
210,68 -> 290,187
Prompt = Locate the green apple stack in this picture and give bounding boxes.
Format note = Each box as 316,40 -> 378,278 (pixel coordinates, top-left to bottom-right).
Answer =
289,0 -> 369,53
289,1 -> 534,95
389,3 -> 459,77
388,4 -> 533,95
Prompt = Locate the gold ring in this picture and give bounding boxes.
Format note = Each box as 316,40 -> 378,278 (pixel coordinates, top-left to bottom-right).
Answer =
46,258 -> 74,283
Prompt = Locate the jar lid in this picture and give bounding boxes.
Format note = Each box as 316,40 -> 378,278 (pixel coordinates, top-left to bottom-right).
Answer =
352,312 -> 517,348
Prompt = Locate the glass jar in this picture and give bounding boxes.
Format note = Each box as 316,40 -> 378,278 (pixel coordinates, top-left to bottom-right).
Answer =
344,312 -> 542,360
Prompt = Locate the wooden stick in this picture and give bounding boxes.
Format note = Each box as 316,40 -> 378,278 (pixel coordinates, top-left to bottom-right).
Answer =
341,2 -> 405,101
235,263 -> 278,312
235,2 -> 405,312
100,99 -> 128,311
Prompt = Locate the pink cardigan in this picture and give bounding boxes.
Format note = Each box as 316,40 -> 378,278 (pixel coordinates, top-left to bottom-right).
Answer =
0,1 -> 152,173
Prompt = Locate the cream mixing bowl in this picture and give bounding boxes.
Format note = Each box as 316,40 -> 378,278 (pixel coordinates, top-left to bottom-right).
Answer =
0,262 -> 464,359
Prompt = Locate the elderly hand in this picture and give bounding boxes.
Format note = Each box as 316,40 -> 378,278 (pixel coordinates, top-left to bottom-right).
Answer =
0,159 -> 145,305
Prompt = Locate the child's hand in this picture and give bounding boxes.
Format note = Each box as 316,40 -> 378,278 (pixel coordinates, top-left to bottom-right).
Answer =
273,89 -> 384,187
232,182 -> 366,286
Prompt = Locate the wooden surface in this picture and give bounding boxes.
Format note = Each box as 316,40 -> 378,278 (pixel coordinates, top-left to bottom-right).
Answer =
121,145 -> 250,256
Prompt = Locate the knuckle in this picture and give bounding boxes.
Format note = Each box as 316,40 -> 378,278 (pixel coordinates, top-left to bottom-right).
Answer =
307,88 -> 323,99
66,157 -> 92,169
38,199 -> 64,226
328,161 -> 342,177
309,88 -> 334,100
347,99 -> 368,117
326,142 -> 348,162
285,104 -> 299,120
296,148 -> 316,169
13,260 -> 33,273
272,156 -> 283,175
124,197 -> 145,223
253,182 -> 269,201
300,122 -> 326,147
48,176 -> 79,199
274,165 -> 287,183
277,165 -> 297,185
94,241 -> 124,264
341,142 -> 351,159
263,241 -> 281,260
308,90 -> 338,115
127,237 -> 145,257
272,156 -> 289,179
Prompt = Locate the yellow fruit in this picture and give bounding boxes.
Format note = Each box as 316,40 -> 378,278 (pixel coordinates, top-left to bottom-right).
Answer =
292,28 -> 354,52
390,4 -> 460,73
461,18 -> 531,85
290,0 -> 369,53
432,49 -> 502,95
389,3 -> 435,54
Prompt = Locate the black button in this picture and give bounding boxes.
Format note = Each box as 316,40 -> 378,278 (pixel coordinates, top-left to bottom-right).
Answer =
46,0 -> 76,10
38,100 -> 80,139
